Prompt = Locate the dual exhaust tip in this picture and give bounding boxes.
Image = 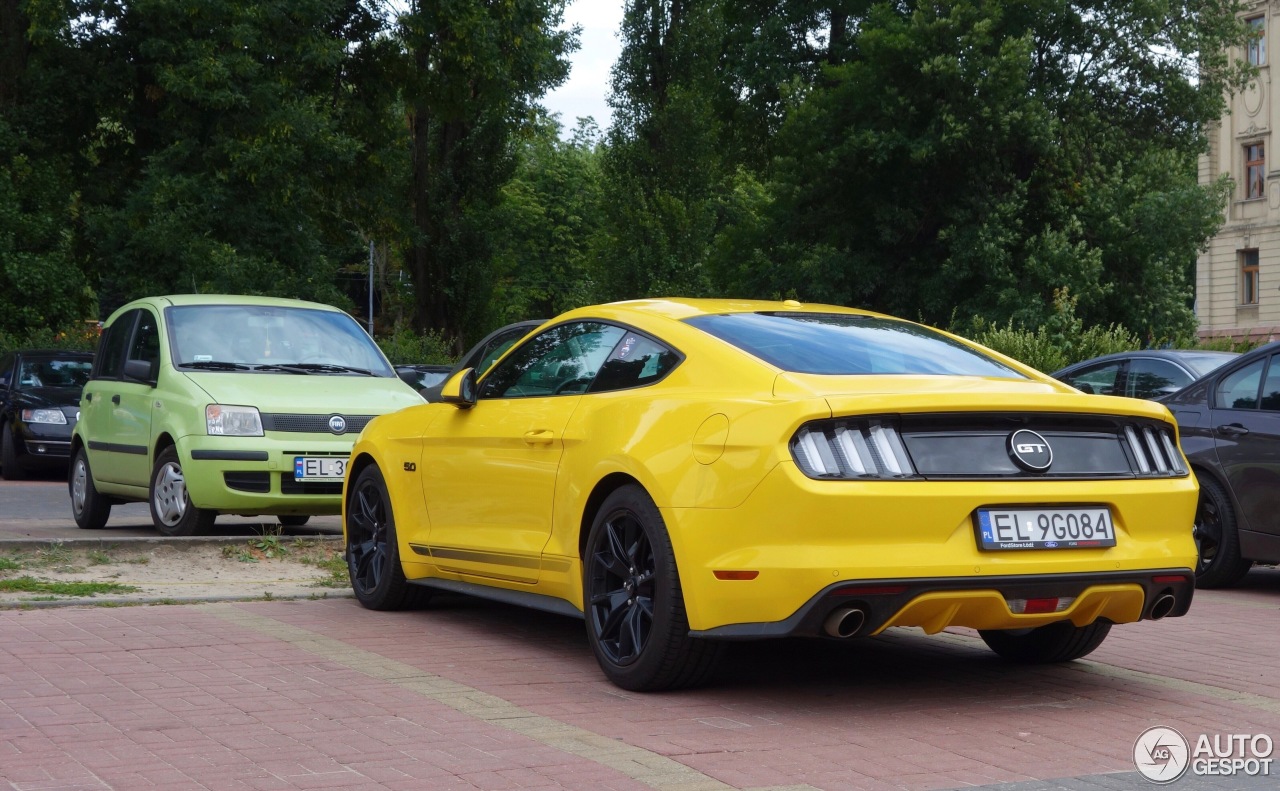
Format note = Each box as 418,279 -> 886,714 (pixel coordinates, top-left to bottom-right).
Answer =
822,592 -> 1178,638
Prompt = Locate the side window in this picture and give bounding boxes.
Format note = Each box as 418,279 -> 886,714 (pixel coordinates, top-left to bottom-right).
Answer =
95,310 -> 138,380
0,354 -> 13,388
1216,359 -> 1265,410
481,322 -> 627,399
476,331 -> 525,375
127,311 -> 161,377
1261,355 -> 1280,411
1126,359 -> 1192,399
590,332 -> 681,393
1062,361 -> 1123,396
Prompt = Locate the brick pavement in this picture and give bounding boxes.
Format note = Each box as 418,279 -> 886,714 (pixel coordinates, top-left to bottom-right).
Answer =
2,569 -> 1279,791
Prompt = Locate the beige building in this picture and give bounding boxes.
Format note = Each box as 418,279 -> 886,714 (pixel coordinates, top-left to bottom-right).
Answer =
1199,6 -> 1280,340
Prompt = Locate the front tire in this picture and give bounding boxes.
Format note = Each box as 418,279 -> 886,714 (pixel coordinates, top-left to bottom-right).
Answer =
1,424 -> 27,481
979,621 -> 1112,663
69,447 -> 110,529
1193,474 -> 1252,589
149,446 -> 215,537
345,465 -> 431,610
583,484 -> 722,691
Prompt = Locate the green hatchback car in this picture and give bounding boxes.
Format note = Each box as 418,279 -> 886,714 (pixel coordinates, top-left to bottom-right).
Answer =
69,295 -> 424,536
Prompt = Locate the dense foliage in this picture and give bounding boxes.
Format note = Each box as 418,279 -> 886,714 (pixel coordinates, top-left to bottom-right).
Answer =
0,0 -> 1253,356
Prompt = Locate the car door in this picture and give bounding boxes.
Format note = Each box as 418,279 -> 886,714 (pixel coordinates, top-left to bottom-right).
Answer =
1209,354 -> 1280,539
81,309 -> 161,487
420,322 -> 628,582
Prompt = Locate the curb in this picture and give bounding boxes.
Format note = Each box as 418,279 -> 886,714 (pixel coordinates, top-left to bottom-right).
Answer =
0,535 -> 344,551
0,589 -> 355,610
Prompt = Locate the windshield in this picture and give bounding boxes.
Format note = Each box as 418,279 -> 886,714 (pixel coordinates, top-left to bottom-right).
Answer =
166,304 -> 394,377
18,357 -> 93,388
685,312 -> 1026,378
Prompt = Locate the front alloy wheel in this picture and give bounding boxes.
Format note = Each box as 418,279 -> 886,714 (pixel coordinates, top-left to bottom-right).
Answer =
149,447 -> 215,537
584,484 -> 722,691
345,465 -> 429,610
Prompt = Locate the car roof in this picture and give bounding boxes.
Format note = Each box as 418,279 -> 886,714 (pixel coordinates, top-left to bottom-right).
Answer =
581,298 -> 883,322
12,349 -> 95,358
1052,349 -> 1231,377
113,294 -> 345,314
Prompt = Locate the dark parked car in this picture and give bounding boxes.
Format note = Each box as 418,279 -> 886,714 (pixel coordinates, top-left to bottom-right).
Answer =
1052,350 -> 1238,400
395,364 -> 452,394
1159,340 -> 1280,587
419,320 -> 543,402
0,350 -> 94,480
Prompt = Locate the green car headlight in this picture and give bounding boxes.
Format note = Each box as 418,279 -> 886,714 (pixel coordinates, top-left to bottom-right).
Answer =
206,404 -> 263,436
21,408 -> 67,425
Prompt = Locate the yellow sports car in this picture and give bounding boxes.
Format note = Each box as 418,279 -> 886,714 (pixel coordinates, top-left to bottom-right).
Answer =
343,299 -> 1198,691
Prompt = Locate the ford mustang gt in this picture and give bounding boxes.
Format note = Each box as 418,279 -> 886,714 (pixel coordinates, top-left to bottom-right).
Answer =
343,299 -> 1198,690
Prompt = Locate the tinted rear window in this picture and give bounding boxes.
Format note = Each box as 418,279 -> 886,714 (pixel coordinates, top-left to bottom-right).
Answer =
684,312 -> 1026,378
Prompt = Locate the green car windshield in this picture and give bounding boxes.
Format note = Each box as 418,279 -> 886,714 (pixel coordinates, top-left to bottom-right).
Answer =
166,304 -> 394,377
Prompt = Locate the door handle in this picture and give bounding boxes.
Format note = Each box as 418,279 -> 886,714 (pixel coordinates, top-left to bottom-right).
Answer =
523,429 -> 555,445
1216,423 -> 1249,436
111,394 -> 120,405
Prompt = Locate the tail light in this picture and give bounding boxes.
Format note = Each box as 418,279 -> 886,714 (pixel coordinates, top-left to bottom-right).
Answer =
791,418 -> 918,480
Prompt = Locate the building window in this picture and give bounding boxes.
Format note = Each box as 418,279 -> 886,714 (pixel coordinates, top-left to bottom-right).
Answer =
1246,143 -> 1266,199
1241,249 -> 1260,306
1249,17 -> 1267,66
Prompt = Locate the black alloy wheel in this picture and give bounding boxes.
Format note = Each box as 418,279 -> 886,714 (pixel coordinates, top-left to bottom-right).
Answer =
345,465 -> 429,610
584,484 -> 722,691
1,423 -> 28,480
1193,474 -> 1252,589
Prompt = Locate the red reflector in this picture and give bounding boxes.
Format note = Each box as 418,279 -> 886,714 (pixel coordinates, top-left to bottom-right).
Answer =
713,570 -> 759,580
831,585 -> 908,597
1022,597 -> 1060,614
1153,575 -> 1188,584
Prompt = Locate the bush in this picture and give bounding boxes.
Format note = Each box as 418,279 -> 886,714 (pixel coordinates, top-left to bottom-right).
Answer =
0,322 -> 101,356
962,288 -> 1140,373
375,326 -> 455,366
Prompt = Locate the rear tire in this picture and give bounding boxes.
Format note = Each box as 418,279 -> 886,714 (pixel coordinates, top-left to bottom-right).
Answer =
345,465 -> 431,610
583,484 -> 723,691
69,447 -> 110,529
149,446 -> 216,537
278,515 -> 311,527
1193,474 -> 1252,589
1,424 -> 27,481
979,621 -> 1112,663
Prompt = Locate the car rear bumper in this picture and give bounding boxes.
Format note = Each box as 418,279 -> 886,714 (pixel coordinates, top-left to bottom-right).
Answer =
689,569 -> 1194,639
667,462 -> 1199,632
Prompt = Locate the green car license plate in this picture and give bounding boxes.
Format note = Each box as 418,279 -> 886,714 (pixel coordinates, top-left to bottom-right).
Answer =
294,456 -> 347,481
977,507 -> 1117,550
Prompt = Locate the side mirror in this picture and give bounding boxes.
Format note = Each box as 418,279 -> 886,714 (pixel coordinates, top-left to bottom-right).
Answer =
440,368 -> 478,408
123,359 -> 156,385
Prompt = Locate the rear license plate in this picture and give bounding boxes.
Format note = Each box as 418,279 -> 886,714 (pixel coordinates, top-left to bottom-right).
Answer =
976,507 -> 1117,550
294,456 -> 346,481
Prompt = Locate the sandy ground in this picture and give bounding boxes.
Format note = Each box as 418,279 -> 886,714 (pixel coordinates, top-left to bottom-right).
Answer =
0,538 -> 352,607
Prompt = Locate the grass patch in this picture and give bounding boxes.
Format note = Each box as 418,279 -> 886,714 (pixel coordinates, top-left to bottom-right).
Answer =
0,576 -> 140,597
292,541 -> 348,588
0,556 -> 22,572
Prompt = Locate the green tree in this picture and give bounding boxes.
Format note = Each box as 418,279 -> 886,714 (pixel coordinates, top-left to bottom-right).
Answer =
64,0 -> 398,314
489,114 -> 604,324
397,0 -> 575,348
595,0 -> 725,300
713,0 -> 1249,341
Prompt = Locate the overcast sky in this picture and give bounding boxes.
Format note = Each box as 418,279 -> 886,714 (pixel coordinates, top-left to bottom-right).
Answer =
541,2 -> 625,133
